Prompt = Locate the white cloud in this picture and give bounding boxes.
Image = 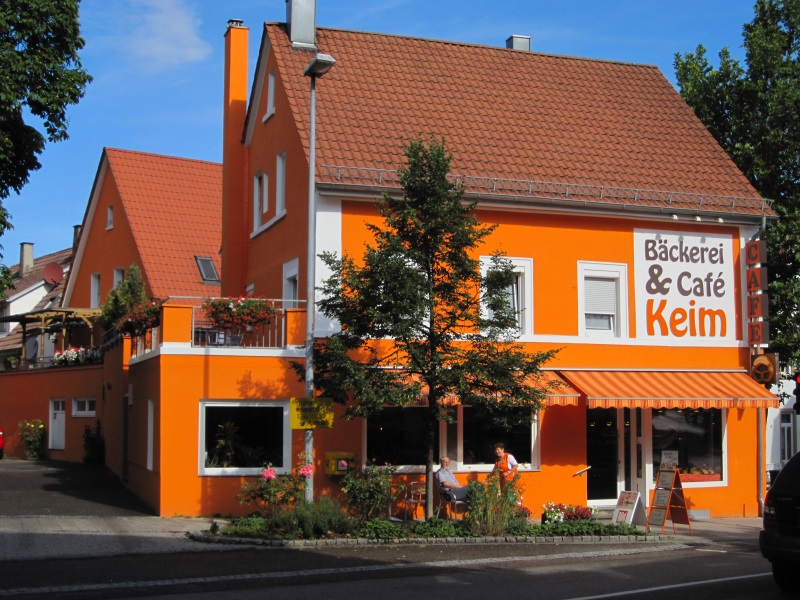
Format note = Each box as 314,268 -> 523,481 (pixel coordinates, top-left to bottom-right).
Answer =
123,0 -> 212,72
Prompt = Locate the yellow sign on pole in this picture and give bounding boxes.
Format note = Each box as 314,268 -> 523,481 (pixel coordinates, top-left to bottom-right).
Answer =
290,397 -> 334,429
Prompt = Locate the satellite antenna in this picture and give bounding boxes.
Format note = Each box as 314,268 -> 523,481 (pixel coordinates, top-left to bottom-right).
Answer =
43,263 -> 64,285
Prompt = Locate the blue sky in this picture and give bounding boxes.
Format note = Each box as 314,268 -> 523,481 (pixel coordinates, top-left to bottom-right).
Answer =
2,0 -> 757,263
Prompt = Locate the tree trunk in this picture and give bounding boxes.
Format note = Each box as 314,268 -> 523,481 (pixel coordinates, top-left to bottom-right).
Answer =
425,395 -> 438,519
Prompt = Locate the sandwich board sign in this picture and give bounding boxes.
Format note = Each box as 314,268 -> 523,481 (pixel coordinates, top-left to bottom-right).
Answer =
612,490 -> 647,526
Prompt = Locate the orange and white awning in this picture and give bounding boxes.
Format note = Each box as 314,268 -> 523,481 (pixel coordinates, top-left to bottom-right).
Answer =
559,370 -> 779,409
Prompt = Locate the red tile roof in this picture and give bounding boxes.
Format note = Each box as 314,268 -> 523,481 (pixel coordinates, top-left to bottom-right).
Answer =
266,25 -> 773,217
0,247 -> 72,353
104,149 -> 222,298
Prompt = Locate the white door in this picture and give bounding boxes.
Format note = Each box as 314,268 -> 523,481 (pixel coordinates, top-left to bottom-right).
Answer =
49,399 -> 65,450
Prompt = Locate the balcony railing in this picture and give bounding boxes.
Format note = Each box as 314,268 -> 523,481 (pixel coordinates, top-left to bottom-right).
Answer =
124,298 -> 299,360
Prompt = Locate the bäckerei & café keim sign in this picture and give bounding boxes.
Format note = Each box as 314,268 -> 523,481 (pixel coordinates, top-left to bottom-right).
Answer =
634,230 -> 735,341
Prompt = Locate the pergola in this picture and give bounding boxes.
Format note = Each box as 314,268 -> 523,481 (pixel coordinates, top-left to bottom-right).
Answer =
0,308 -> 101,363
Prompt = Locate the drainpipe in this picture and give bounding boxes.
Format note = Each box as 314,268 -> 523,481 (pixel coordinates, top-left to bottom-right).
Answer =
751,215 -> 768,516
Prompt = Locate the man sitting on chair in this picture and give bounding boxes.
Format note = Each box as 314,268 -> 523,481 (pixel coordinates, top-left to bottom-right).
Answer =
436,456 -> 469,501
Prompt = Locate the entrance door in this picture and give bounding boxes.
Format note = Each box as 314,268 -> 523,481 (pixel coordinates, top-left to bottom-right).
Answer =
49,398 -> 65,450
588,407 -> 651,506
624,408 -> 651,504
587,407 -> 622,502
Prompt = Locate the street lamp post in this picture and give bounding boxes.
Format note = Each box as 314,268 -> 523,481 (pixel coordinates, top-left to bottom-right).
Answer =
303,53 -> 335,502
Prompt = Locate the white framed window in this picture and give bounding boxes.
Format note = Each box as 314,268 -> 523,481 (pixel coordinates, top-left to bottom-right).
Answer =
365,405 -> 540,472
652,407 -> 727,487
106,206 -> 114,229
90,273 -> 101,308
199,400 -> 291,476
283,258 -> 299,308
147,399 -> 154,471
780,411 -> 796,465
253,171 -> 268,230
262,69 -> 276,122
0,303 -> 9,335
245,283 -> 255,297
578,262 -> 628,338
481,257 -> 533,335
276,152 -> 286,215
72,397 -> 96,417
113,268 -> 124,288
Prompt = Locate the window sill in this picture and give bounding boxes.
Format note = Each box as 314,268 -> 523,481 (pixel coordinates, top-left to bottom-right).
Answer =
251,210 -> 287,239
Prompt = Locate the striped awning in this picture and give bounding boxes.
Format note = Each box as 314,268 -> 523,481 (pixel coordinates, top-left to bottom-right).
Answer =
560,370 -> 779,409
539,371 -> 580,406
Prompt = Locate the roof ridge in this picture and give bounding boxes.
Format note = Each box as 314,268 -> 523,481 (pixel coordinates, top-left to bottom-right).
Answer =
104,147 -> 221,168
264,21 -> 661,70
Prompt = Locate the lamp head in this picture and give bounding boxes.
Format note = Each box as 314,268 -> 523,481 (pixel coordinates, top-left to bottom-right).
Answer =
304,53 -> 336,78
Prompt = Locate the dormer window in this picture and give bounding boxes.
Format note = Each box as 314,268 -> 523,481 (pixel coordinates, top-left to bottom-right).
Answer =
106,206 -> 114,229
195,256 -> 219,283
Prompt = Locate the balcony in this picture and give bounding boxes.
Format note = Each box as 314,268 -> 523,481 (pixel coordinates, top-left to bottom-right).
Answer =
127,298 -> 305,360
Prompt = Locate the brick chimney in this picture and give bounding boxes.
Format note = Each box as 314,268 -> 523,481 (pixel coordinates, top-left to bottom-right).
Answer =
19,242 -> 34,277
221,19 -> 249,296
286,0 -> 317,49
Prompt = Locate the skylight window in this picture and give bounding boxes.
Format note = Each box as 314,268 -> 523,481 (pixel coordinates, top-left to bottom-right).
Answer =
195,257 -> 219,283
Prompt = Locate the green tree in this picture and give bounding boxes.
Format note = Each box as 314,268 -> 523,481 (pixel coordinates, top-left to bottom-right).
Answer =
674,0 -> 800,368
0,0 -> 92,295
100,264 -> 147,329
304,137 -> 558,518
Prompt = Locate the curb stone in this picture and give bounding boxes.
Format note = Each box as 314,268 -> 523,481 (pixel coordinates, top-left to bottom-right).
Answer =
187,531 -> 671,548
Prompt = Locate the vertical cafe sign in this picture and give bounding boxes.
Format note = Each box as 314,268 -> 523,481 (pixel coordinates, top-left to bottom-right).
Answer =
634,230 -> 735,341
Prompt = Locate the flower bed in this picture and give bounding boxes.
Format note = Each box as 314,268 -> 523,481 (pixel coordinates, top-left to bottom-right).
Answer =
53,346 -> 103,366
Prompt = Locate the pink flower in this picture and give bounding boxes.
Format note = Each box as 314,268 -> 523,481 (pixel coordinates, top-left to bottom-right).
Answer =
298,464 -> 314,478
261,467 -> 276,481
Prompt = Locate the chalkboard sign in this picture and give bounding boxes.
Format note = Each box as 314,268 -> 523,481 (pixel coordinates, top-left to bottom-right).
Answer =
647,469 -> 692,535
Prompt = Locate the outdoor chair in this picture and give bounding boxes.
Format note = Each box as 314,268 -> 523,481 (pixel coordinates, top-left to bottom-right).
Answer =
437,484 -> 466,520
404,481 -> 426,522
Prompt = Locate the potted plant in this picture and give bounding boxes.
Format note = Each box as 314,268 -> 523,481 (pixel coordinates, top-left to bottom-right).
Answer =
202,297 -> 278,331
116,298 -> 163,337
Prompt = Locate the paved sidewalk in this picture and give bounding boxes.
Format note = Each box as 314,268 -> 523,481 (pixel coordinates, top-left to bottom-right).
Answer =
0,458 -> 765,561
0,515 -> 217,561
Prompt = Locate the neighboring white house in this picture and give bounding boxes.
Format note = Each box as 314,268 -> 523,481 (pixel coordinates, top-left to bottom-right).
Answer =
767,376 -> 799,478
0,242 -> 73,369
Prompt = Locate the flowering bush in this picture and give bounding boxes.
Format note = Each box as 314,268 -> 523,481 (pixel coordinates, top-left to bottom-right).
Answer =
203,297 -> 277,329
117,298 -> 162,336
53,346 -> 103,366
18,419 -> 47,459
542,501 -> 596,523
235,463 -> 314,515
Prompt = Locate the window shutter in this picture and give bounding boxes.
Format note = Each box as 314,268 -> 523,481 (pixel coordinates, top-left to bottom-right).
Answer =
585,277 -> 616,314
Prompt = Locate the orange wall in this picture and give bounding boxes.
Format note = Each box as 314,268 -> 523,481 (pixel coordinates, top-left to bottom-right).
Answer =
0,365 -> 104,462
69,162 -> 147,308
244,51 -> 311,300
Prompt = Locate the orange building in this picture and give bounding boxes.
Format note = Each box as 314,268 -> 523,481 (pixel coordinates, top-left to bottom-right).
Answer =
0,1 -> 779,520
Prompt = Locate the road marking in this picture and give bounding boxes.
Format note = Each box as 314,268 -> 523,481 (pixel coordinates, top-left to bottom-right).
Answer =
564,572 -> 771,599
0,544 -> 689,597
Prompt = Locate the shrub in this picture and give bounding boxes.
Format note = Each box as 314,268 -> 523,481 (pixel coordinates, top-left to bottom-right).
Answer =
83,420 -> 105,465
235,464 -> 313,516
358,518 -> 406,540
411,517 -> 458,538
18,419 -> 47,459
117,298 -> 162,337
223,498 -> 355,540
341,464 -> 402,521
463,473 -> 522,536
